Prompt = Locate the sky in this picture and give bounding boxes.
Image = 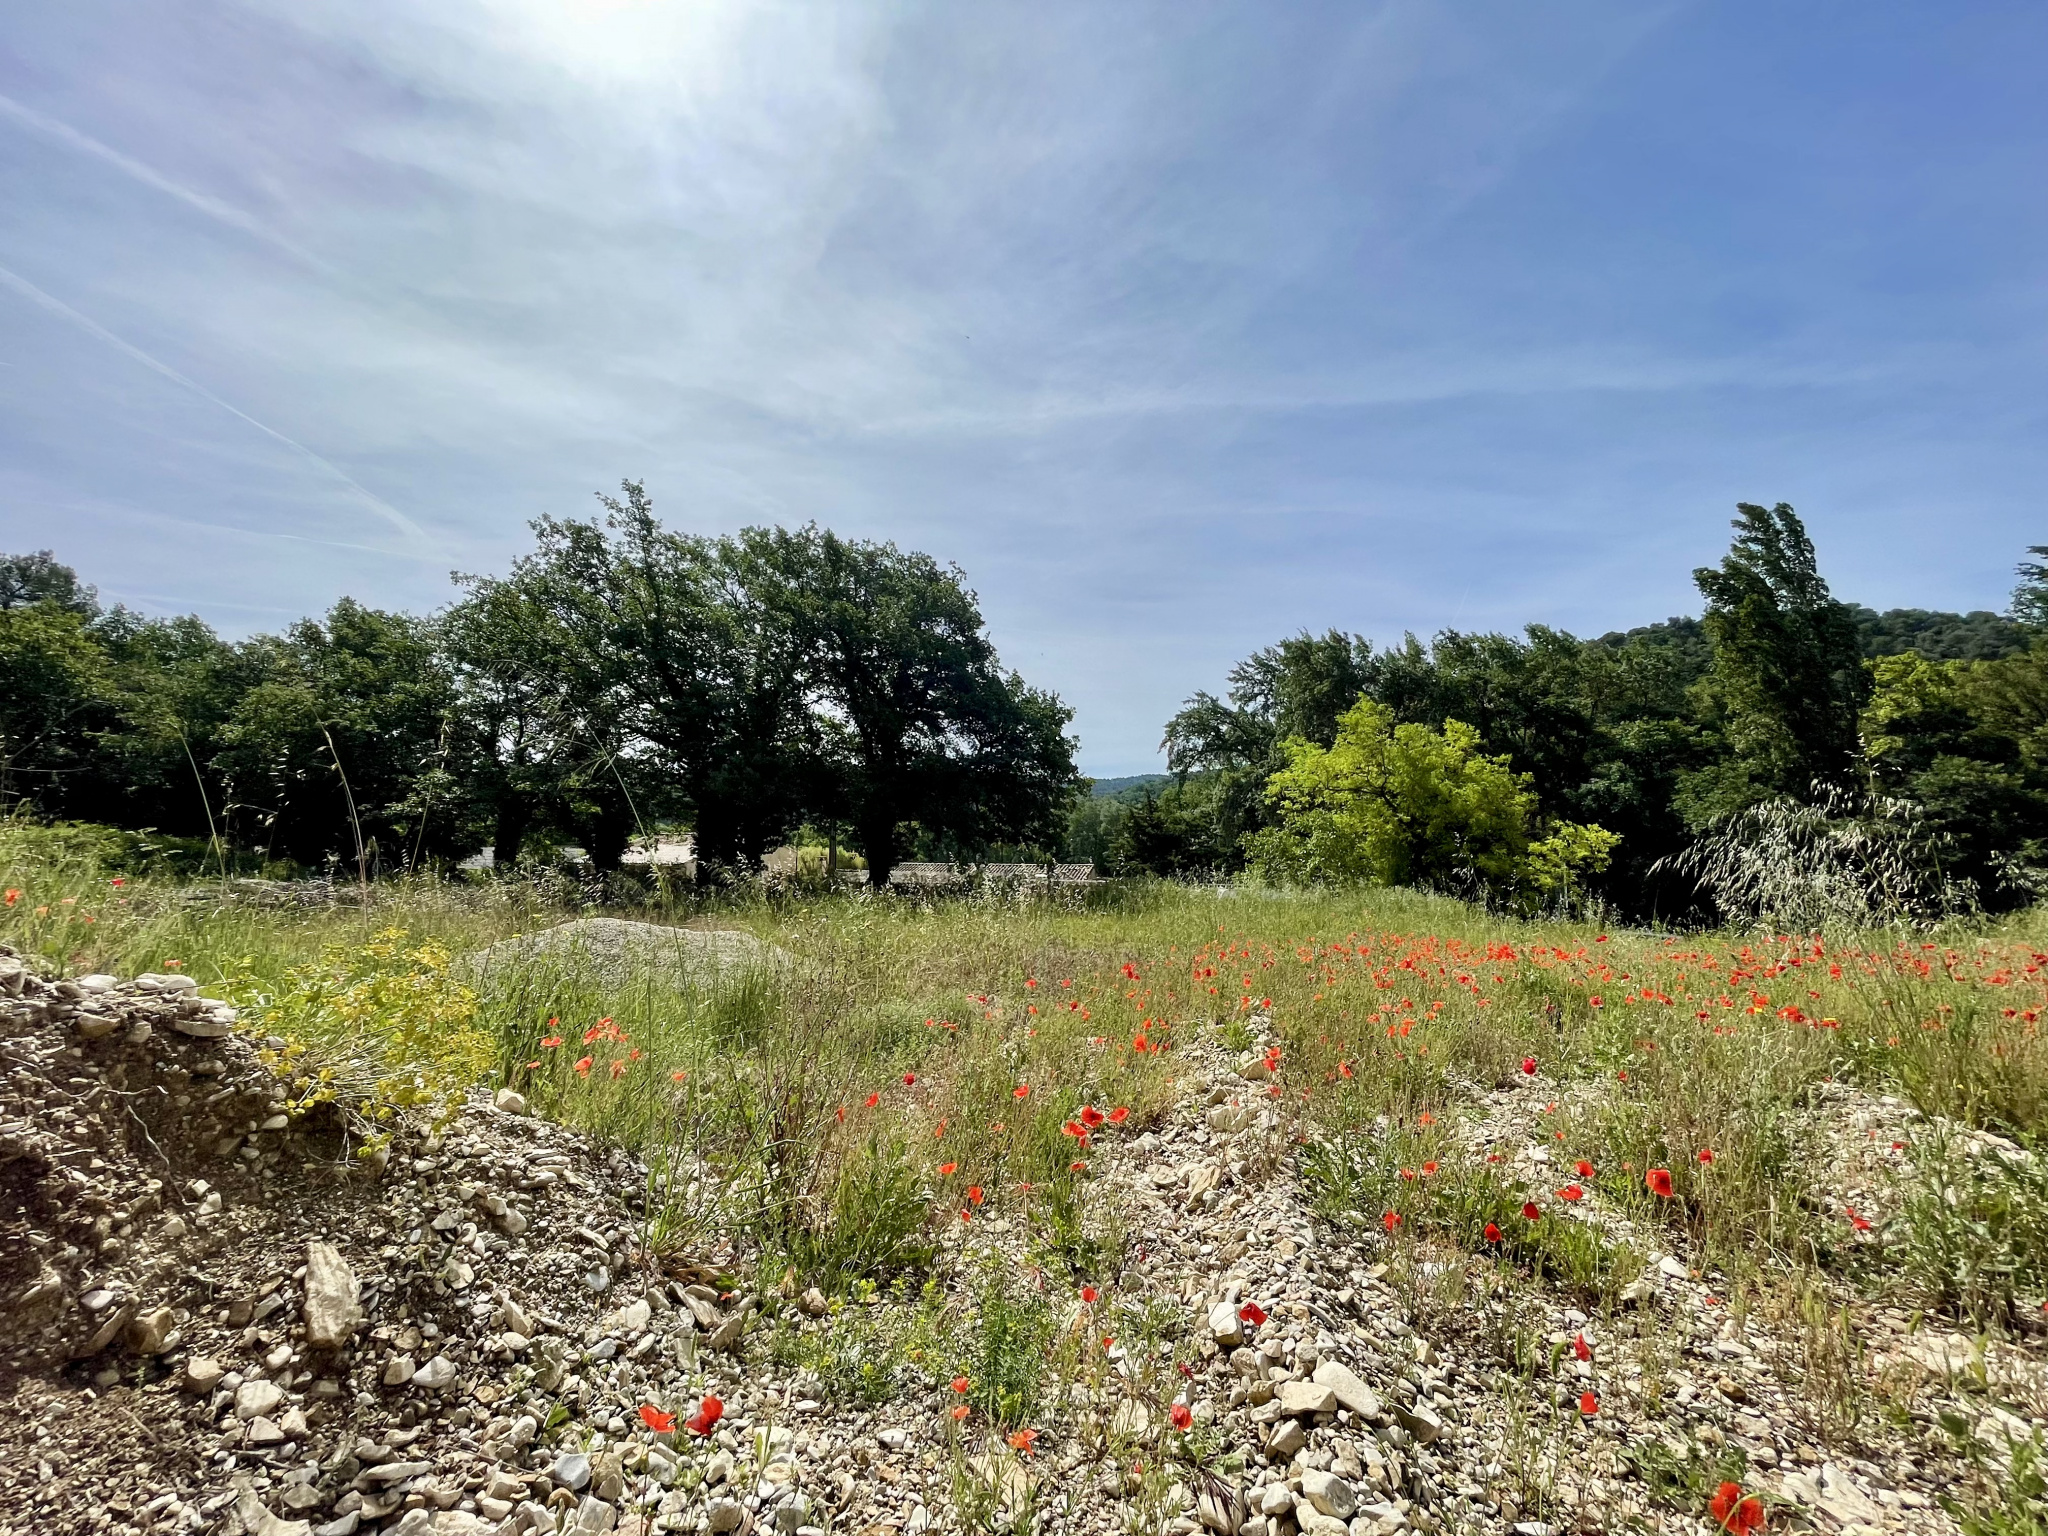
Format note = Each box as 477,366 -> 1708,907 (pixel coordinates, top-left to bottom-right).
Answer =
3,2 -> 2044,775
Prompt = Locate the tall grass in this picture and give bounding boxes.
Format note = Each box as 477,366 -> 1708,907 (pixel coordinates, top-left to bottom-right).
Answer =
7,814 -> 2048,1326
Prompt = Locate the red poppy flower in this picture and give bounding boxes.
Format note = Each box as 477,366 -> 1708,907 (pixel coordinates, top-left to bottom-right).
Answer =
951,1376 -> 971,1394
574,1056 -> 594,1076
1080,1105 -> 1106,1128
1070,1160 -> 1088,1172
1521,1057 -> 1538,1075
903,1073 -> 917,1086
1645,1168 -> 1674,1197
2,891 -> 17,906
1557,1184 -> 1585,1202
1421,1160 -> 1438,1176
1522,1202 -> 1541,1221
540,1035 -> 563,1049
1574,1160 -> 1595,1178
638,1404 -> 676,1433
967,1186 -> 983,1204
1013,1084 -> 1031,1098
864,1092 -> 880,1108
1108,1106 -> 1130,1124
1025,977 -> 1038,988
684,1395 -> 724,1436
1710,1482 -> 1766,1532
1169,1403 -> 1193,1432
1483,1222 -> 1502,1242
1697,1148 -> 1715,1165
1846,1205 -> 1872,1232
1080,1286 -> 1098,1303
950,1404 -> 970,1420
1007,1427 -> 1039,1458
938,1162 -> 956,1176
1382,1210 -> 1402,1232
1578,1391 -> 1598,1416
1573,1332 -> 1591,1362
1238,1302 -> 1267,1326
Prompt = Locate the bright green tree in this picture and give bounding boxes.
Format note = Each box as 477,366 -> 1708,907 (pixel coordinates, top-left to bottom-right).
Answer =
1247,698 -> 1616,901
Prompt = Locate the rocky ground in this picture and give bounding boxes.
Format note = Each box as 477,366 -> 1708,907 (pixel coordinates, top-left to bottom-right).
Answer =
2,945 -> 2042,1536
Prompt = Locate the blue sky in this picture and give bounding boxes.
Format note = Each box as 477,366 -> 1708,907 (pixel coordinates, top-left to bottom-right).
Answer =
3,2 -> 2043,775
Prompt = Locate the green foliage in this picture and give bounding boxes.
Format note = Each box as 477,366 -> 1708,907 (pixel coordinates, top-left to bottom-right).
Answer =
961,1263 -> 1056,1427
251,927 -> 495,1136
795,1133 -> 938,1285
2013,546 -> 2048,633
1248,698 -> 1616,904
1850,604 -> 2032,662
775,1279 -> 952,1406
1863,648 -> 2048,905
1889,1126 -> 2048,1329
1690,501 -> 1867,811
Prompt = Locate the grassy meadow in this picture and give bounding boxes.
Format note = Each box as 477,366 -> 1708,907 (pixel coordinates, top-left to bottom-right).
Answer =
6,813 -> 2048,1353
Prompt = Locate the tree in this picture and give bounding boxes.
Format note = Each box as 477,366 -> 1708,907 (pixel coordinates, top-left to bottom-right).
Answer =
0,602 -> 113,812
444,569 -> 633,868
1863,648 -> 2048,904
754,526 -> 1079,885
495,485 -> 815,872
1160,630 -> 1374,869
212,601 -> 468,870
1247,698 -> 1616,902
2012,546 -> 2048,631
0,550 -> 97,613
1689,503 -> 1865,813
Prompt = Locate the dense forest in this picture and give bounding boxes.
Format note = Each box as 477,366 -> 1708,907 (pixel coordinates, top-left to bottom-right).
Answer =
1087,505 -> 2048,922
6,494 -> 2046,922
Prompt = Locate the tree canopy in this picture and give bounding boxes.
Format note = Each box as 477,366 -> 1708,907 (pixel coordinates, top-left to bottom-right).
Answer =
1,484 -> 1080,879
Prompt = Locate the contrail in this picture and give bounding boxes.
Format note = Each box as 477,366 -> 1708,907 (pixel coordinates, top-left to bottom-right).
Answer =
0,92 -> 333,275
0,263 -> 432,550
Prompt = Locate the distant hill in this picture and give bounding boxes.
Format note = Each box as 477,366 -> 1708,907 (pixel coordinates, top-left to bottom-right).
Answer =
1596,606 -> 2033,671
1088,773 -> 1171,801
1844,605 -> 2031,661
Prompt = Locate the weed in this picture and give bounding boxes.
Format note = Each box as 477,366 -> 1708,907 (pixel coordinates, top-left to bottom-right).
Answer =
1890,1125 -> 2048,1331
251,927 -> 493,1137
960,1263 -> 1057,1428
1620,1433 -> 1749,1514
1941,1422 -> 2048,1536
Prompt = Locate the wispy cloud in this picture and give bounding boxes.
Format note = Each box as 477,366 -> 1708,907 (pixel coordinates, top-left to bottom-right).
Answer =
0,263 -> 433,551
0,1 -> 2042,770
0,91 -> 332,274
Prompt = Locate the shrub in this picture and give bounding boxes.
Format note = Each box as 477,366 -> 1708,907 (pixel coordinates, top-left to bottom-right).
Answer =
251,927 -> 494,1137
1248,698 -> 1615,906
